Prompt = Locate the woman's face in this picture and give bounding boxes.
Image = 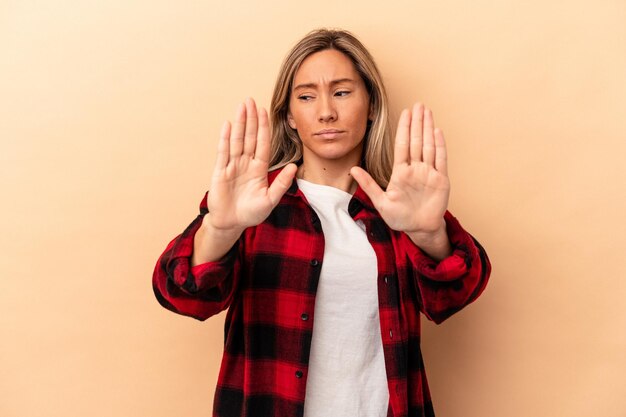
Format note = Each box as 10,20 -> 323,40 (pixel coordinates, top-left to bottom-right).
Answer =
288,49 -> 372,166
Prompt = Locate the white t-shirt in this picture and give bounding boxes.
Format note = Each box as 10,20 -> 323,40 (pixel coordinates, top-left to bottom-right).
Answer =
298,179 -> 389,417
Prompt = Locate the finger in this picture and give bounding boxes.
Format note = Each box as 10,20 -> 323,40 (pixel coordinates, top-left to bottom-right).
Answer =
268,163 -> 297,206
409,102 -> 424,163
214,120 -> 231,172
422,108 -> 435,166
243,98 -> 258,156
350,166 -> 385,209
254,107 -> 271,164
393,109 -> 410,167
229,102 -> 246,158
434,127 -> 448,176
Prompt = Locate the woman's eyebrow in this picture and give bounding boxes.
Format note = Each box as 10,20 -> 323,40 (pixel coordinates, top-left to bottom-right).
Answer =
293,78 -> 356,91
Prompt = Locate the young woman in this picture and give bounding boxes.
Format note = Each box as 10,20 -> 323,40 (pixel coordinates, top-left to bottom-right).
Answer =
153,28 -> 491,417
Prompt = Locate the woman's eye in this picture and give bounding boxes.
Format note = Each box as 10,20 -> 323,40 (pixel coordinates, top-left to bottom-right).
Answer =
298,95 -> 313,101
335,90 -> 350,97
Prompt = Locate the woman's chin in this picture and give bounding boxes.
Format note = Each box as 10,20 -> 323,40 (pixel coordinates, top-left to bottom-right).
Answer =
305,143 -> 363,163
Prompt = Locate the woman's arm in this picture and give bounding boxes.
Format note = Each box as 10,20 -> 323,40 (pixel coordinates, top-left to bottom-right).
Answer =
352,102 -> 490,322
152,196 -> 242,321
153,98 -> 296,320
400,211 -> 491,324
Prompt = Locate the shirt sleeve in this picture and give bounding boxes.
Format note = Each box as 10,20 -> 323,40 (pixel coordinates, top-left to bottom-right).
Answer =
152,192 -> 242,321
401,211 -> 491,324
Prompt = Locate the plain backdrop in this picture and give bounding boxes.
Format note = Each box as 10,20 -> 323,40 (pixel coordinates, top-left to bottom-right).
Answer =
1,1 -> 625,416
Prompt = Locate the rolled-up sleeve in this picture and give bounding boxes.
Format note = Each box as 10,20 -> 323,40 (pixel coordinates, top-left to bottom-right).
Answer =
402,211 -> 491,324
152,193 -> 242,321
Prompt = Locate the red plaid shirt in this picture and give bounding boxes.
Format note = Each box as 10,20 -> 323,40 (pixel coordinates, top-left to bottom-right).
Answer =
153,168 -> 491,417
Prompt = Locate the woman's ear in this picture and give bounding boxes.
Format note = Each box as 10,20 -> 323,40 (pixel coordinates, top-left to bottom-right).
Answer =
287,112 -> 297,130
368,103 -> 375,121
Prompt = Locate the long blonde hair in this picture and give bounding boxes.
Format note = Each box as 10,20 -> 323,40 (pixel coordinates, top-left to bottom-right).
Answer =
269,28 -> 393,188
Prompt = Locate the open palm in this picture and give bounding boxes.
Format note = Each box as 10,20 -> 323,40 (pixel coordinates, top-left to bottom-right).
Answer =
351,103 -> 450,235
207,98 -> 296,232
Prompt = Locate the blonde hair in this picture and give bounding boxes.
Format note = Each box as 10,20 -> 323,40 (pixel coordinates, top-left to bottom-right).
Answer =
269,28 -> 393,188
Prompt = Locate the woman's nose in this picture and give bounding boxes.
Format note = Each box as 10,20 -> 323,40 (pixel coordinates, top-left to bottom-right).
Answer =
318,95 -> 337,122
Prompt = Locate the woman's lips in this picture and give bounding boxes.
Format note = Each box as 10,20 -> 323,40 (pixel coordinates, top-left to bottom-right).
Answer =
315,129 -> 345,139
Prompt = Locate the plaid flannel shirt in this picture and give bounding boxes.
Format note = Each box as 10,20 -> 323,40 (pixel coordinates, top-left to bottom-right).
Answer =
153,167 -> 491,417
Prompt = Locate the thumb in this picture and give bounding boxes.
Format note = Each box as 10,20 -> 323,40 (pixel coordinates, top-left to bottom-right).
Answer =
350,166 -> 384,208
267,163 -> 297,207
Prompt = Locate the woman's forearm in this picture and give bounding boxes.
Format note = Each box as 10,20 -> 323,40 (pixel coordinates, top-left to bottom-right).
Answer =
191,214 -> 244,266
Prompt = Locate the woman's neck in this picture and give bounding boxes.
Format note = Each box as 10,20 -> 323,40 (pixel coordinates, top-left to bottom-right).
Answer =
296,160 -> 358,194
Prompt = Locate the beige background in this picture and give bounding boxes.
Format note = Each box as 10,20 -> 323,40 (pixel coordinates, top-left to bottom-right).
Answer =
1,0 -> 625,416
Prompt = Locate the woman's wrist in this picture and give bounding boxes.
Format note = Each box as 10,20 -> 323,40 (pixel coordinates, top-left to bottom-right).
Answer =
191,215 -> 244,266
405,220 -> 452,261
201,214 -> 245,240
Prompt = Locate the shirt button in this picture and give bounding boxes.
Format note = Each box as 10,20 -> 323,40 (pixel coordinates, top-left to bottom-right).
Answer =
384,276 -> 389,284
310,259 -> 319,267
301,313 -> 309,321
295,370 -> 303,378
389,330 -> 393,339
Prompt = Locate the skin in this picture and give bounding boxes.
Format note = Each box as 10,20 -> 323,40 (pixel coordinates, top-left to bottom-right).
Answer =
192,50 -> 452,266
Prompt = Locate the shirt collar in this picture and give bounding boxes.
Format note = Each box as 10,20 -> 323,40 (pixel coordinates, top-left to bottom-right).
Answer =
269,166 -> 377,213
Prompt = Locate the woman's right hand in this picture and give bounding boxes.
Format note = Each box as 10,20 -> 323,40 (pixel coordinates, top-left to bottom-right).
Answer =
193,98 -> 296,266
205,98 -> 297,234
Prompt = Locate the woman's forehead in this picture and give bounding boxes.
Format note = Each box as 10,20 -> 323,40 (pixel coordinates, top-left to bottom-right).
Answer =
293,49 -> 361,86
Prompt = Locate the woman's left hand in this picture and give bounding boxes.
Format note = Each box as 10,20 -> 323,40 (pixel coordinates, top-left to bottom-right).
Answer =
351,102 -> 452,259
